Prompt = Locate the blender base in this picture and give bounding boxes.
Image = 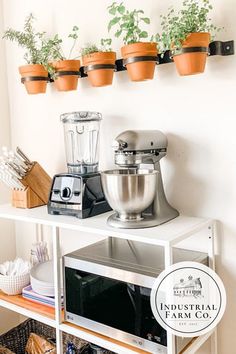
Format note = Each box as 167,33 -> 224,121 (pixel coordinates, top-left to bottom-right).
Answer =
48,173 -> 111,219
107,211 -> 179,229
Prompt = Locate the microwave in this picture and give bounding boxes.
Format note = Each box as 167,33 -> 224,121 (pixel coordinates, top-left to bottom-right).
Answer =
64,238 -> 208,353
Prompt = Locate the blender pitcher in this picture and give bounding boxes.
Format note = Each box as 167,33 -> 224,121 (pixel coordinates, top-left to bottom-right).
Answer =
61,111 -> 102,174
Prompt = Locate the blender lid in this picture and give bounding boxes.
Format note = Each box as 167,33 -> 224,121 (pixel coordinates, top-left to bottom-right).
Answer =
61,111 -> 102,123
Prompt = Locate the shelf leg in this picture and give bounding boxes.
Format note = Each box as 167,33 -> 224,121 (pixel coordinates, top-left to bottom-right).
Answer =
208,222 -> 218,354
52,226 -> 63,354
165,244 -> 176,354
208,221 -> 216,271
211,329 -> 217,354
35,223 -> 43,242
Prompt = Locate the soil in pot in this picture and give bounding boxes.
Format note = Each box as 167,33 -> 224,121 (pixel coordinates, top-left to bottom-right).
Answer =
121,42 -> 158,81
52,60 -> 81,91
173,32 -> 211,76
82,52 -> 116,87
19,64 -> 48,94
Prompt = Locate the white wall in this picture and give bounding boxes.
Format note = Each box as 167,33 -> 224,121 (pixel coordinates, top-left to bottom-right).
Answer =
0,0 -> 18,334
2,0 -> 236,352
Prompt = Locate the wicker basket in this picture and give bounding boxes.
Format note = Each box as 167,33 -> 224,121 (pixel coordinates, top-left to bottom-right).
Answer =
0,319 -> 115,354
0,319 -> 87,353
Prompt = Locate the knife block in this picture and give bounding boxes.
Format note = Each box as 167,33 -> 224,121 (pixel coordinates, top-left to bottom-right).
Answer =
11,162 -> 52,209
12,187 -> 45,209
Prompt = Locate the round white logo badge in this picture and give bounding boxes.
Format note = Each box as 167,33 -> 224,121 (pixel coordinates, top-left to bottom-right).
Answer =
150,262 -> 226,337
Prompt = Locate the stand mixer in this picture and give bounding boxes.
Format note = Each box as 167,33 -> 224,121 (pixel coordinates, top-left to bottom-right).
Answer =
47,111 -> 111,218
101,130 -> 179,228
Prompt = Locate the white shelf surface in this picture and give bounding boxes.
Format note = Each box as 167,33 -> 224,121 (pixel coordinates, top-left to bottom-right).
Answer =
60,323 -> 150,354
0,204 -> 212,246
0,296 -> 146,354
0,297 -> 55,328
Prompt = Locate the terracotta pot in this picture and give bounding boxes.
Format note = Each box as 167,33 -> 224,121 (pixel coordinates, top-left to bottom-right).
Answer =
121,42 -> 158,81
82,52 -> 116,87
173,32 -> 211,76
52,60 -> 81,91
19,64 -> 48,94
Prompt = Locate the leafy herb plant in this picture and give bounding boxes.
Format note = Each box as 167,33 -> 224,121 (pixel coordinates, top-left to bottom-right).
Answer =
81,43 -> 99,57
44,25 -> 80,62
45,26 -> 80,78
67,26 -> 80,59
158,0 -> 222,53
3,13 -> 48,65
107,2 -> 150,45
3,14 -> 79,72
40,34 -> 63,64
100,38 -> 112,52
81,38 -> 112,56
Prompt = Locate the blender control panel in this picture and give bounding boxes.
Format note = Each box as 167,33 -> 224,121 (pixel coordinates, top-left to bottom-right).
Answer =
50,175 -> 82,205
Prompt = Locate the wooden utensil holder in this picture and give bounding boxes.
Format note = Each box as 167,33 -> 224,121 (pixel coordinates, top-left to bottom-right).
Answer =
12,162 -> 52,209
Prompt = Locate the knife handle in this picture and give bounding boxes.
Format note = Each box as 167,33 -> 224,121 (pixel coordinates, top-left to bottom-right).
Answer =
16,147 -> 33,166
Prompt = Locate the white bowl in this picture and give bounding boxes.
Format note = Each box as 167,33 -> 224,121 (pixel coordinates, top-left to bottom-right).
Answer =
30,261 -> 54,285
0,273 -> 30,295
30,261 -> 63,297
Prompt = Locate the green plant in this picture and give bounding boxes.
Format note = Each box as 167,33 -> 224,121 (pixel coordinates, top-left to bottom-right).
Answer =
3,15 -> 79,71
3,13 -> 47,65
40,34 -> 63,63
44,25 -> 80,62
107,2 -> 150,45
81,43 -> 99,57
81,38 -> 112,56
100,38 -> 112,52
68,25 -> 80,59
158,0 -> 222,53
42,26 -> 80,78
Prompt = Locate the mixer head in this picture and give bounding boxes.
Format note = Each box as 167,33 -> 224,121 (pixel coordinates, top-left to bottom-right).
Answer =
112,130 -> 168,167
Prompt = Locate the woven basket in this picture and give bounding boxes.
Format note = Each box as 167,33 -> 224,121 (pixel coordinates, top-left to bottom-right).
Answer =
0,273 -> 30,295
0,319 -> 115,354
0,319 -> 87,354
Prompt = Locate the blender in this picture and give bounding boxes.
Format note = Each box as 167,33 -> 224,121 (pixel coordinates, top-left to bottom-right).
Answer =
47,111 -> 111,218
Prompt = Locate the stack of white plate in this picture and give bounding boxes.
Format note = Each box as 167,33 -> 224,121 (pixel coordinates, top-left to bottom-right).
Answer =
30,261 -> 63,297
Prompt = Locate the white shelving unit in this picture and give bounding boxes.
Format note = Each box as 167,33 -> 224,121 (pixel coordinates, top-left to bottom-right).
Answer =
0,204 -> 217,354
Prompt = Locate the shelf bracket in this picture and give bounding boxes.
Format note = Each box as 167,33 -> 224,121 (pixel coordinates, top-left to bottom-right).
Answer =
209,40 -> 234,56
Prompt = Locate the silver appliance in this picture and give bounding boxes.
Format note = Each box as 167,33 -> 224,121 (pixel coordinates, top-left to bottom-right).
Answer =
101,130 -> 179,228
64,238 -> 208,353
47,111 -> 111,218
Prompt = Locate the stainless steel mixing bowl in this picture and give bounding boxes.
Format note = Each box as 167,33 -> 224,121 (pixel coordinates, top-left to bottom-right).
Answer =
101,169 -> 158,221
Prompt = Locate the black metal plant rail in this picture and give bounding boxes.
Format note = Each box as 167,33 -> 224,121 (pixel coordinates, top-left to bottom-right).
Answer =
20,40 -> 234,83
27,40 -> 231,82
78,40 -> 234,78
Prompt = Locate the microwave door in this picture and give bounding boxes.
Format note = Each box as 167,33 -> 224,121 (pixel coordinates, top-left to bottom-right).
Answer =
65,267 -> 168,352
127,284 -> 142,337
65,268 -> 136,332
127,284 -> 167,346
77,272 -> 116,317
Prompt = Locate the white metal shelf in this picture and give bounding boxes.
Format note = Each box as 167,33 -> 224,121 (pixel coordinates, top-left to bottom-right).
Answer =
0,204 -> 212,246
0,295 -> 215,354
0,203 -> 217,354
0,297 -> 55,328
60,323 -> 150,354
